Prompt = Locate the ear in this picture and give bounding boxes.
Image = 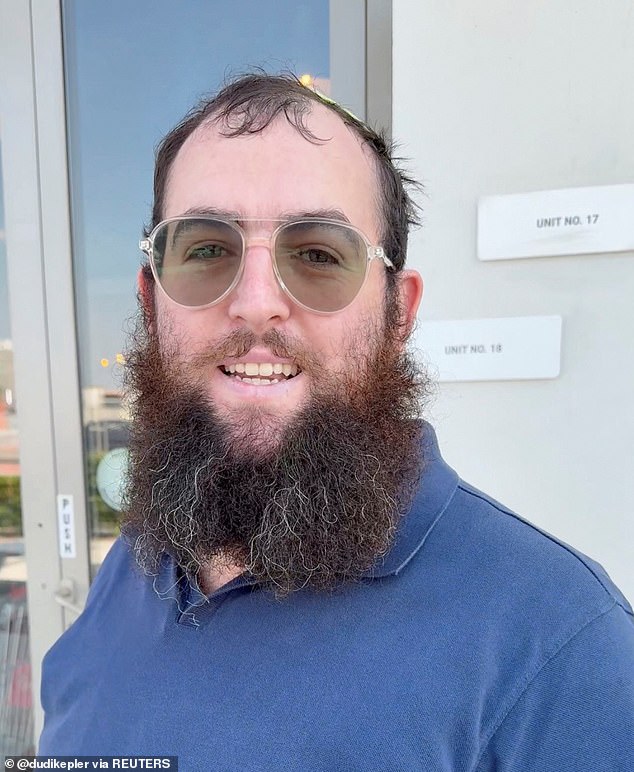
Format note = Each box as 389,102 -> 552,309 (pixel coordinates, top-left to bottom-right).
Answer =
137,265 -> 156,332
395,268 -> 424,343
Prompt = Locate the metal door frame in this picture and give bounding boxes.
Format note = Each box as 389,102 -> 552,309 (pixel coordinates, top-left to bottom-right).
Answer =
0,0 -> 89,744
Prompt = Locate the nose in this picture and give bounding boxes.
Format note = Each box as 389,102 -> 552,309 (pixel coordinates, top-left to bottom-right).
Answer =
226,243 -> 292,331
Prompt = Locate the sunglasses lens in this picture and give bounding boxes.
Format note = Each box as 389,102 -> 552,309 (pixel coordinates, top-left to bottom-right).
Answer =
150,218 -> 370,312
275,221 -> 368,312
152,218 -> 242,306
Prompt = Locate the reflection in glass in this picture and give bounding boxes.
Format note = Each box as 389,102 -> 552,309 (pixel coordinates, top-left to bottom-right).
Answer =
61,0 -> 329,579
0,147 -> 35,755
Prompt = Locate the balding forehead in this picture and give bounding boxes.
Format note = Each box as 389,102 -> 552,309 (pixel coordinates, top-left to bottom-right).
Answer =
164,105 -> 382,243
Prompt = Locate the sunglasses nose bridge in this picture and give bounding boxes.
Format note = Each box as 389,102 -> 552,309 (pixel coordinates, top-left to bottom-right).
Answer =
242,233 -> 275,257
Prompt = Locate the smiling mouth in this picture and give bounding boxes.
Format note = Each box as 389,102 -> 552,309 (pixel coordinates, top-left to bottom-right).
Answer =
219,362 -> 301,386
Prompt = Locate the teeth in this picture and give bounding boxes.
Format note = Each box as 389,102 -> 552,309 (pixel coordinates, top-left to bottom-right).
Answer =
239,377 -> 279,386
225,362 -> 299,377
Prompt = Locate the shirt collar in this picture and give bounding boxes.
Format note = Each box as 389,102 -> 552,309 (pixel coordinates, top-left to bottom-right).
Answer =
364,421 -> 459,578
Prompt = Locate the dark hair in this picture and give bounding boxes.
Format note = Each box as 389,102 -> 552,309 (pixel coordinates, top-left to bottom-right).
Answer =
151,72 -> 421,262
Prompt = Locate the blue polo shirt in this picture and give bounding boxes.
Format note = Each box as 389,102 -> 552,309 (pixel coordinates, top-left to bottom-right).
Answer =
39,426 -> 634,770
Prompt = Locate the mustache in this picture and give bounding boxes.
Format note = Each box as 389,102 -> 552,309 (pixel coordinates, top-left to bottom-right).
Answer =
179,327 -> 321,374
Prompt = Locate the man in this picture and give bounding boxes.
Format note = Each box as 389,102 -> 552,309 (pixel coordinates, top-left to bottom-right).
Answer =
39,74 -> 634,769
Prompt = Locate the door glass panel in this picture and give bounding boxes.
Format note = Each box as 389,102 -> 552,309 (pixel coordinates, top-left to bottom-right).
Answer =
61,0 -> 330,579
0,147 -> 35,755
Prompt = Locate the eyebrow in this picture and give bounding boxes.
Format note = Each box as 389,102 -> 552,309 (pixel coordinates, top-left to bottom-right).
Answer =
179,206 -> 352,225
181,206 -> 242,219
279,208 -> 352,225
170,207 -> 357,249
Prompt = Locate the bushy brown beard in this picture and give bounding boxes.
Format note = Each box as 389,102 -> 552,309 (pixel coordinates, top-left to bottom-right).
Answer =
121,292 -> 432,597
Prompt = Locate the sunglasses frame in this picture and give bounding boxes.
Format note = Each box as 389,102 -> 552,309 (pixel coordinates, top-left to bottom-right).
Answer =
139,215 -> 395,315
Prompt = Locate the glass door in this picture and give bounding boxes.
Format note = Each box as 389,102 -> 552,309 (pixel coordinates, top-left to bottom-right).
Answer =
0,0 -> 90,746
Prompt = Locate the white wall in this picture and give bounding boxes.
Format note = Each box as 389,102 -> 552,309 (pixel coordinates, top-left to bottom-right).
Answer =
393,0 -> 634,601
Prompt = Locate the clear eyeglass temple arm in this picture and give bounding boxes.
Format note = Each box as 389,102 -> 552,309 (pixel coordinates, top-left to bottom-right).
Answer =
370,246 -> 395,271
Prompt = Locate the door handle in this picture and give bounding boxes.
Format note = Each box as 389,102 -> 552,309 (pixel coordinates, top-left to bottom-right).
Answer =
53,578 -> 84,617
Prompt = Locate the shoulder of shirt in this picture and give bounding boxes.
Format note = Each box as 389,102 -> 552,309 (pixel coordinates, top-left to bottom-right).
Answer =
438,478 -> 633,618
83,533 -> 143,609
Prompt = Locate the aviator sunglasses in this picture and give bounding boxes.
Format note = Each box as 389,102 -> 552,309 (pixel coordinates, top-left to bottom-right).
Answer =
139,216 -> 395,314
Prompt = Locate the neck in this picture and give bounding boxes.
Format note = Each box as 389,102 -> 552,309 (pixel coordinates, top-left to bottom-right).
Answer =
197,560 -> 244,595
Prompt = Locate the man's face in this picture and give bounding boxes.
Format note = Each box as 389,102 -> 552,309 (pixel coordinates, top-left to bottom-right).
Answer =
153,105 -> 404,455
126,104 -> 426,595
